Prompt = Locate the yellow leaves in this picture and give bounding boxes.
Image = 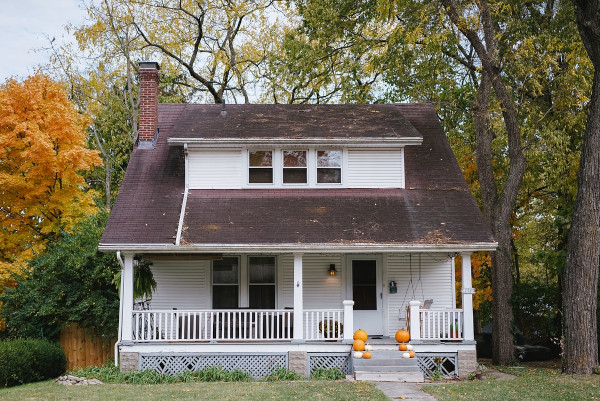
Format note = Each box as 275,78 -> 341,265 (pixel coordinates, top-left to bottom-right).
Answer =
0,73 -> 102,272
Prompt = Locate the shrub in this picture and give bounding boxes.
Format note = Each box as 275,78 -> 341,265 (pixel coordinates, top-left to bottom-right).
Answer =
71,363 -> 253,383
0,212 -> 120,342
0,339 -> 66,387
310,367 -> 345,380
263,367 -> 301,381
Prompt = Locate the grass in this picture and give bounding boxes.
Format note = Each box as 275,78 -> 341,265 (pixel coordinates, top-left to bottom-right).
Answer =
0,380 -> 387,401
424,367 -> 600,401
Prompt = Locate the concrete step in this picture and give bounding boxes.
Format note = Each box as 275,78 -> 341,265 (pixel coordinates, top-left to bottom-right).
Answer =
358,349 -> 413,358
353,357 -> 418,367
352,365 -> 422,373
354,371 -> 424,382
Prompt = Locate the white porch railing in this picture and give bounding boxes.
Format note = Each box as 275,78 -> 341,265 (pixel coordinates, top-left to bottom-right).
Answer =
303,309 -> 344,340
132,310 -> 294,342
418,309 -> 464,341
132,308 -> 352,342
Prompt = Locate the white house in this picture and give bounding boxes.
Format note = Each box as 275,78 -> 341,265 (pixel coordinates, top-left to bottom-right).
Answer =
99,62 -> 496,380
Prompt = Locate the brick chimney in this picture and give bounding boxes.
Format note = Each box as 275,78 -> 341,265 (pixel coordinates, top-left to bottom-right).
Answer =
138,61 -> 160,147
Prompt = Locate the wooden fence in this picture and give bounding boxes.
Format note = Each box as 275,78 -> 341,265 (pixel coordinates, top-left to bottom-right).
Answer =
59,323 -> 116,370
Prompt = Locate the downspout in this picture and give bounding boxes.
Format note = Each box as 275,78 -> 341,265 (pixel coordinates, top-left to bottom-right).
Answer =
115,251 -> 125,367
176,143 -> 189,245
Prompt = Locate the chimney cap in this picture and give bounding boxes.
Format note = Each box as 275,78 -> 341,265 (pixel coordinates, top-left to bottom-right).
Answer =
139,61 -> 160,70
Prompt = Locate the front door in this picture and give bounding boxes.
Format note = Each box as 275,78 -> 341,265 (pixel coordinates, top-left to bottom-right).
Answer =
351,259 -> 383,335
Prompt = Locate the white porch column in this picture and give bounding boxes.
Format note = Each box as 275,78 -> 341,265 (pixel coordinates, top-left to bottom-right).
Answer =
461,252 -> 475,341
293,253 -> 304,342
121,253 -> 135,343
342,300 -> 354,342
409,300 -> 421,341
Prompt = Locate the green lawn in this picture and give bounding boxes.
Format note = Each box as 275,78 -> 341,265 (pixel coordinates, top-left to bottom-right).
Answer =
424,367 -> 600,401
0,380 -> 388,401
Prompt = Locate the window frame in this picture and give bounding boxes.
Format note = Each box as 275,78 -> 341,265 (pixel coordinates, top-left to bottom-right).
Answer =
316,149 -> 343,185
211,257 -> 240,309
248,150 -> 274,184
282,150 -> 308,185
211,255 -> 278,309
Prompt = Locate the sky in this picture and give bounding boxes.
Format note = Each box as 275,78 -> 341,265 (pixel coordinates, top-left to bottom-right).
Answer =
0,0 -> 87,81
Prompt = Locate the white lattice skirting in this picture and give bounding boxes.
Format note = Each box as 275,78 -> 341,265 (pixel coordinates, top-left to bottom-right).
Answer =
308,353 -> 352,375
416,353 -> 457,378
139,353 -> 288,378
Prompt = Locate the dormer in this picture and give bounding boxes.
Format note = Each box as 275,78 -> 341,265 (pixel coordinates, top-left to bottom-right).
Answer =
166,104 -> 423,189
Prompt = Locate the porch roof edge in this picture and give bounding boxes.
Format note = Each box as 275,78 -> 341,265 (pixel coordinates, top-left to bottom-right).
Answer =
98,242 -> 498,254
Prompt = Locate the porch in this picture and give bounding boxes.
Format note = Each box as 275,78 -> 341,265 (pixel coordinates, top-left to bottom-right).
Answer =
116,251 -> 478,376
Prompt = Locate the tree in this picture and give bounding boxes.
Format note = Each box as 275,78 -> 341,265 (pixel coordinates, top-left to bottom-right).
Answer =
72,0 -> 291,104
0,74 -> 102,283
562,0 -> 600,374
275,0 -> 590,365
0,212 -> 120,341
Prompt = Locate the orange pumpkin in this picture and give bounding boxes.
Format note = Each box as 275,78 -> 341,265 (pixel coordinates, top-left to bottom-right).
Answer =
353,339 -> 365,351
398,344 -> 408,351
409,351 -> 415,358
362,351 -> 372,359
395,329 -> 410,343
353,329 -> 368,342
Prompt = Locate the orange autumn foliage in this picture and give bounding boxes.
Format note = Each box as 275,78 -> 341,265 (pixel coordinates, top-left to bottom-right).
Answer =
0,74 -> 102,284
455,253 -> 493,310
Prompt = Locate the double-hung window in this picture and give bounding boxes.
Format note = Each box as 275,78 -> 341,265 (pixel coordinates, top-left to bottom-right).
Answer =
212,256 -> 276,309
248,256 -> 276,309
317,150 -> 342,184
212,257 -> 239,309
283,150 -> 307,184
249,150 -> 273,183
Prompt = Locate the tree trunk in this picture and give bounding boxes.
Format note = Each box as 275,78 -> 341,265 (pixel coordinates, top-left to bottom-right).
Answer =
491,223 -> 515,365
562,0 -> 600,375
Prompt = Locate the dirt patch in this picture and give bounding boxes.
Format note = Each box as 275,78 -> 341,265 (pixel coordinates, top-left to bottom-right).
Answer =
478,357 -> 561,370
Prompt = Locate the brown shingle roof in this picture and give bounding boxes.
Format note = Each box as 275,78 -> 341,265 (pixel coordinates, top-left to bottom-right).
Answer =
100,103 -> 494,249
167,104 -> 422,140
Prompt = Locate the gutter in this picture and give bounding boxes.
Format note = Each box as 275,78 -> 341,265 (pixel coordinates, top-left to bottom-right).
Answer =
167,137 -> 423,147
100,242 -> 499,254
175,144 -> 189,245
114,251 -> 125,367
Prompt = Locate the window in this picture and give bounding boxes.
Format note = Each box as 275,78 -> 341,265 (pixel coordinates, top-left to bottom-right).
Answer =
283,150 -> 307,184
317,150 -> 342,183
249,150 -> 273,183
249,257 -> 276,309
212,257 -> 239,309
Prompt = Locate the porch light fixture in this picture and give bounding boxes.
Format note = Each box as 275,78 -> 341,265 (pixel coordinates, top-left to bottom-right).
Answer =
389,281 -> 397,294
329,264 -> 337,276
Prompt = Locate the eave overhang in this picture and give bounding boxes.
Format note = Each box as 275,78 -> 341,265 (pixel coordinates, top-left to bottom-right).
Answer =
99,242 -> 498,254
167,137 -> 424,148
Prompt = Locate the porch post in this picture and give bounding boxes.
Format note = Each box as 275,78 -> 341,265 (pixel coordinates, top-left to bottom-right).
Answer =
461,252 -> 475,341
121,253 -> 135,343
293,253 -> 304,342
342,300 -> 354,342
409,300 -> 421,341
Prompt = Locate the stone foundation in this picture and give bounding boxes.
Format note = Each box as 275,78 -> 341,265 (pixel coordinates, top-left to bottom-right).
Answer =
457,350 -> 477,377
288,351 -> 308,378
120,351 -> 139,372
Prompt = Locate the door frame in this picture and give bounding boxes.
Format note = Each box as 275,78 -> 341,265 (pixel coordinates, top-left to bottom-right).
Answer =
345,255 -> 384,335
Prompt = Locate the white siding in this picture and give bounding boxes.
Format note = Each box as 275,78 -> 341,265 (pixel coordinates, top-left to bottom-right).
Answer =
149,260 -> 210,310
189,149 -> 242,189
302,255 -> 344,309
346,149 -> 404,188
280,255 -> 295,309
385,254 -> 454,336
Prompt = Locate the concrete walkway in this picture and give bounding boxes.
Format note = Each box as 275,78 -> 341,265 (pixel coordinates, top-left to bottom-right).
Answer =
373,381 -> 437,401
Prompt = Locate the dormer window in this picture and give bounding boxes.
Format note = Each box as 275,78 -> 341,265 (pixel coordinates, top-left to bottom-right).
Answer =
317,150 -> 342,184
283,150 -> 307,184
249,150 -> 273,183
